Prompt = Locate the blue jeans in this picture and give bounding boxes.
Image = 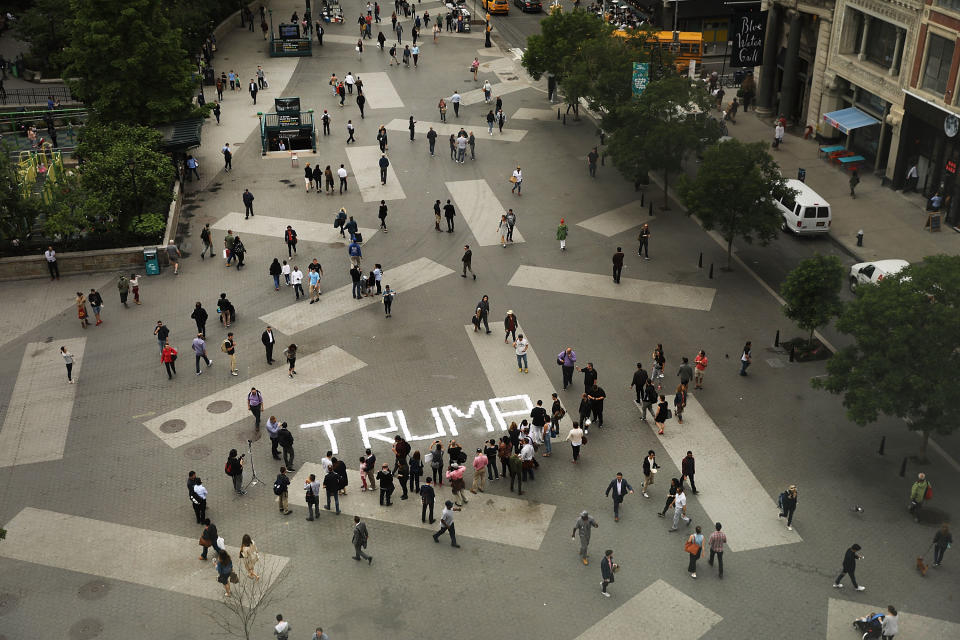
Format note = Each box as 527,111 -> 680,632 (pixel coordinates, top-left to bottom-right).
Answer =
325,492 -> 340,513
352,282 -> 362,298
543,431 -> 552,454
516,354 -> 527,369
457,148 -> 465,162
272,275 -> 280,288
739,360 -> 751,375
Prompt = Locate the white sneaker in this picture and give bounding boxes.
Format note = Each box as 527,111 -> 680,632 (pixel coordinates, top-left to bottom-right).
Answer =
833,583 -> 843,588
787,525 -> 792,531
600,590 -> 610,598
855,586 -> 866,592
690,573 -> 696,579
642,492 -> 649,498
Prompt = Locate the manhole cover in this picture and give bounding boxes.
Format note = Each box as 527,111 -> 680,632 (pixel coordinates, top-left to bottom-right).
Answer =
207,400 -> 232,414
240,429 -> 263,442
69,618 -> 103,640
0,593 -> 19,615
77,580 -> 110,600
184,445 -> 212,460
160,419 -> 186,433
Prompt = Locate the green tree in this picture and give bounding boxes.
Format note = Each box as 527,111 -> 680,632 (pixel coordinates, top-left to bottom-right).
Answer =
678,138 -> 788,269
74,124 -> 175,230
62,0 -> 199,125
0,151 -> 43,245
607,76 -> 718,207
780,254 -> 845,347
14,0 -> 74,75
813,255 -> 960,457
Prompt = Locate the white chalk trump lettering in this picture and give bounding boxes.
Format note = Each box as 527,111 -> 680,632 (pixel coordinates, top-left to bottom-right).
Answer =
731,11 -> 766,68
300,395 -> 534,453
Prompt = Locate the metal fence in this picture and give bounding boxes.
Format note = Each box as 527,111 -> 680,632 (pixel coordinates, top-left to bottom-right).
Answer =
0,86 -> 79,107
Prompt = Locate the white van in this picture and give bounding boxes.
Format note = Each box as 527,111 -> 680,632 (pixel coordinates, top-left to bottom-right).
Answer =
775,179 -> 832,235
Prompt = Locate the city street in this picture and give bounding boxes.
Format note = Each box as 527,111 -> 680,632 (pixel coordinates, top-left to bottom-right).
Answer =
0,2 -> 959,639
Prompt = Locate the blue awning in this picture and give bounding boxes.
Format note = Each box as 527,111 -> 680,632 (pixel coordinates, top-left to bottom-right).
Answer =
822,107 -> 881,134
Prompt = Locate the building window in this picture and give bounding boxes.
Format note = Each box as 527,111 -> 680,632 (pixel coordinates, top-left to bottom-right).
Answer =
936,0 -> 960,13
864,20 -> 900,69
922,34 -> 955,94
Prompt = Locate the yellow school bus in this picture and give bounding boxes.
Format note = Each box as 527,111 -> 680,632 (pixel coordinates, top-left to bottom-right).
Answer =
615,29 -> 703,72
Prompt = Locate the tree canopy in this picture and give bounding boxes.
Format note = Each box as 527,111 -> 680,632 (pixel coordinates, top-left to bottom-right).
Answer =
812,255 -> 960,456
780,254 -> 845,345
14,0 -> 74,75
679,138 -> 788,268
62,0 -> 199,125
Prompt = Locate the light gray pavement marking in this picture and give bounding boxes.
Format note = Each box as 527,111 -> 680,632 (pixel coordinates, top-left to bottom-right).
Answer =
143,347 -> 366,448
0,507 -> 289,601
575,579 -> 722,639
0,275 -> 111,348
576,201 -> 652,237
385,118 -> 528,142
826,598 -> 960,639
355,71 -> 405,109
344,145 -> 407,202
511,107 -> 560,120
259,257 -> 454,334
508,265 -> 716,311
211,212 -> 378,245
446,179 -> 527,247
649,395 -> 802,552
459,81 -> 529,106
465,322 -> 572,431
289,465 -> 556,549
0,339 -> 85,468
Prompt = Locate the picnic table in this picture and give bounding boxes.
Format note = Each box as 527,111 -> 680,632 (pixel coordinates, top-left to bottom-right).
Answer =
837,154 -> 865,170
818,144 -> 845,158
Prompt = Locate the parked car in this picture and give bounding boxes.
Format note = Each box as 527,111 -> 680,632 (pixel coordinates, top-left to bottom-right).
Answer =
774,179 -> 832,235
514,0 -> 542,12
849,259 -> 909,292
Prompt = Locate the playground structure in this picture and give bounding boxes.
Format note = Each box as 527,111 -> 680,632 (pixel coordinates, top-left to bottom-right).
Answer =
16,145 -> 66,204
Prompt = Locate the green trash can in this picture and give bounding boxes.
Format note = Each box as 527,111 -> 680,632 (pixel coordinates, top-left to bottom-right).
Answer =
144,247 -> 161,275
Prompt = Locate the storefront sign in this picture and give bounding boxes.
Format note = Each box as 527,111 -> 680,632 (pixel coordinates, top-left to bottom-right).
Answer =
731,10 -> 766,68
632,62 -> 649,98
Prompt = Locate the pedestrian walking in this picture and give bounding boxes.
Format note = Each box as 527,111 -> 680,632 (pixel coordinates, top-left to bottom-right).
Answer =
881,606 -> 899,639
239,534 -> 260,580
247,387 -> 263,428
502,310 -> 519,343
378,153 -> 389,184
739,341 -> 752,375
833,543 -> 866,591
565,421 -> 585,463
291,267 -> 304,300
129,274 -> 141,304
281,261 -> 292,287
658,477 -> 680,518
511,166 -> 523,195
304,473 -> 321,521
284,343 -> 297,378
605,472 -> 634,522
686,525 -> 704,579
76,292 -> 90,329
277,422 -> 295,470
243,189 -> 254,218
225,449 -> 245,494
153,320 -> 169,353
274,614 -> 291,639
909,472 -> 931,522
222,144 -> 232,172
572,511 -> 599,565
323,464 -> 341,513
450,91 -> 461,117
312,165 -> 322,192
197,516 -> 218,560
446,462 -> 468,505
933,523 -> 952,566
193,486 -> 210,530
248,78 -> 258,104
192,333 -> 212,375
433,500 -> 461,547
269,259 -> 282,291
587,382 -> 606,428
273,467 -> 292,515
680,450 -> 697,494
352,516 -> 373,563
638,223 -> 650,259
850,170 -> 860,198
641,450 -> 658,497
338,164 -> 348,193
600,550 -> 617,597
778,484 -> 798,530
419,476 -> 436,523
655,394 -> 670,435
382,285 -> 396,317
694,350 -> 708,389
213,549 -> 235,596
611,246 -> 625,282
629,362 -> 648,410
346,120 -> 356,143
707,522 -> 726,578
185,156 -> 200,181
199,224 -> 213,260
117,274 -> 130,307
668,484 -> 691,531
674,384 -> 687,424
476,295 -> 491,333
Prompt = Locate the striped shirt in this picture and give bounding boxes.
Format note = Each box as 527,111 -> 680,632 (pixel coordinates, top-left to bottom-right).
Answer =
708,531 -> 727,553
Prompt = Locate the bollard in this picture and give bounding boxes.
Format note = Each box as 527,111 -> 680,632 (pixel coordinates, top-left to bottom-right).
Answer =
557,107 -> 561,120
562,113 -> 566,125
698,252 -> 703,268
857,229 -> 864,247
708,264 -> 714,279
899,456 -> 907,477
640,191 -> 645,206
878,436 -> 886,456
601,153 -> 605,167
774,329 -> 780,347
648,201 -> 654,216
789,345 -> 795,362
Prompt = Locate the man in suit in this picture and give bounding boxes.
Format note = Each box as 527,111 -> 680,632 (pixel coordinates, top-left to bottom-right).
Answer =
419,477 -> 436,523
261,326 -> 277,364
352,516 -> 372,563
605,472 -> 634,522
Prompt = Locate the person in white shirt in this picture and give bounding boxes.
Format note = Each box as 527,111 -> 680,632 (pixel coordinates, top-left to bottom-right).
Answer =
511,166 -> 523,195
450,91 -> 462,117
337,165 -> 348,193
519,438 -> 536,481
274,614 -> 291,639
774,123 -> 784,148
281,261 -> 291,286
881,605 -> 898,639
291,267 -> 304,300
565,421 -> 584,463
668,485 -> 691,531
320,451 -> 334,475
345,73 -> 355,93
513,333 -> 529,373
44,246 -> 60,279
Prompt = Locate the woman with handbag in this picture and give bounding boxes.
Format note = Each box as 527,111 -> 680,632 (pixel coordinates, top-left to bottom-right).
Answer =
686,525 -> 704,578
215,549 -> 235,596
655,394 -> 670,435
284,343 -> 297,378
239,534 -> 260,580
76,292 -> 91,329
161,341 -> 178,380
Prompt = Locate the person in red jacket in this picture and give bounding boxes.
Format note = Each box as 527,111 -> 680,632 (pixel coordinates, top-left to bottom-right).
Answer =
161,341 -> 178,379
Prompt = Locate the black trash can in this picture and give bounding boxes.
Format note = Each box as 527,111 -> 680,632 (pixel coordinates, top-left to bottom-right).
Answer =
203,67 -> 216,86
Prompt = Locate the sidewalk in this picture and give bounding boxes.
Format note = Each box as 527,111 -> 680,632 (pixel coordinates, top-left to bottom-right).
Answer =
726,109 -> 959,264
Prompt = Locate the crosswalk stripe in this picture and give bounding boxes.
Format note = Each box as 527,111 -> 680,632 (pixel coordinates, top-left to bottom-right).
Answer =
289,465 -> 557,550
827,598 -> 960,639
575,579 -> 722,639
508,265 -> 716,311
464,321 -> 572,431
0,508 -> 290,601
259,257 -> 455,334
344,145 -> 407,202
355,71 -> 404,109
446,179 -> 526,247
143,347 -> 367,448
649,395 -> 801,552
577,202 -> 652,237
384,118 -> 528,142
0,339 -> 85,468
211,212 -> 377,246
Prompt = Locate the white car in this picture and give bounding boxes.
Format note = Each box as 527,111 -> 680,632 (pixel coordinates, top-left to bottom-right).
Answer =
849,259 -> 909,292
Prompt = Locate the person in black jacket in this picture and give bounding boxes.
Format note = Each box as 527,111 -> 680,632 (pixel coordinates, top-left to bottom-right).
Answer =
217,293 -> 234,327
232,235 -> 246,269
834,544 -> 865,591
88,288 -> 104,325
188,471 -> 203,523
681,451 -> 697,495
376,463 -> 395,506
333,457 -> 349,495
605,472 -> 634,522
277,422 -> 294,470
261,326 -> 277,364
226,449 -> 245,495
191,302 -> 208,337
323,467 -> 341,514
419,477 -> 436,523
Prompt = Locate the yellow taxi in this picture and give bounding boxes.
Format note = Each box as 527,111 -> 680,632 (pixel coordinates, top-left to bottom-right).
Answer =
482,0 -> 510,15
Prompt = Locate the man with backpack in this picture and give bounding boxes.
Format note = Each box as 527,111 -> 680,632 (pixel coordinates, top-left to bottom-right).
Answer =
273,467 -> 292,515
199,224 -> 213,259
277,422 -> 295,471
304,473 -> 321,521
909,472 -> 931,522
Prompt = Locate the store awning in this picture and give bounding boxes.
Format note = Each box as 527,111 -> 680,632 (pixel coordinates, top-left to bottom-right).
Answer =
822,107 -> 881,134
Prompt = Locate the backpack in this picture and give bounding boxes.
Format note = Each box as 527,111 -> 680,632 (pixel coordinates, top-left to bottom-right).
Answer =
431,452 -> 443,469
273,476 -> 285,496
224,460 -> 233,476
220,340 -> 229,353
778,491 -> 787,510
924,484 -> 933,501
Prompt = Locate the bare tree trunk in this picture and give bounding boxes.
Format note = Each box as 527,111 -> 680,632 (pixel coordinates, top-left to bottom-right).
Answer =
662,169 -> 670,209
920,429 -> 930,461
726,237 -> 733,270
